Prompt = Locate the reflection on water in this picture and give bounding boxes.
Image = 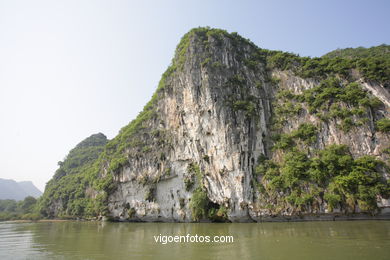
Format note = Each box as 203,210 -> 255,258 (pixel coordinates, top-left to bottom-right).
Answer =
0,221 -> 389,260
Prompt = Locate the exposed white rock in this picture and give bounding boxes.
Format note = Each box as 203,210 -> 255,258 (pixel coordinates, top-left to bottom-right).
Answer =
106,31 -> 390,222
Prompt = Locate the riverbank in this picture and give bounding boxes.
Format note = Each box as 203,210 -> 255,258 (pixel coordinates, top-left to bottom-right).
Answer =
1,219 -> 77,224
253,213 -> 390,222
2,212 -> 390,224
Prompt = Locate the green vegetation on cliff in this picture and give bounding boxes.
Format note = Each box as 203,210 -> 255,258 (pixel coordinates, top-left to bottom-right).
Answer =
266,70 -> 389,214
188,163 -> 229,222
323,44 -> 390,59
255,143 -> 390,214
273,77 -> 383,132
262,45 -> 390,83
376,118 -> 390,133
38,133 -> 109,218
53,133 -> 107,180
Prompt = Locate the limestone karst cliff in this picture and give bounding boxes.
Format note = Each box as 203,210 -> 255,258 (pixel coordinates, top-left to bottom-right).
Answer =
39,28 -> 390,222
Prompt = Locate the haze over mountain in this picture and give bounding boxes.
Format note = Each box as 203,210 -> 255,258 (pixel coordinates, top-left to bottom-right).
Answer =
0,178 -> 42,201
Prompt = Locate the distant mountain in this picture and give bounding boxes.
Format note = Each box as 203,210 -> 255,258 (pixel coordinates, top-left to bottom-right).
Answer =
17,181 -> 42,198
0,178 -> 42,200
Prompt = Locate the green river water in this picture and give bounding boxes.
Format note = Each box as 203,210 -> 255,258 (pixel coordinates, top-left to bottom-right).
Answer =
0,220 -> 389,259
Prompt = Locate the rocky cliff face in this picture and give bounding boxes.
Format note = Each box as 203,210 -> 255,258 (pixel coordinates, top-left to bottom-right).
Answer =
104,29 -> 390,222
108,30 -> 274,222
41,28 -> 390,222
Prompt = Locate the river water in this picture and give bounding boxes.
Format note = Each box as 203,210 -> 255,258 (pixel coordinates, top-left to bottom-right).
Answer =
0,220 -> 389,259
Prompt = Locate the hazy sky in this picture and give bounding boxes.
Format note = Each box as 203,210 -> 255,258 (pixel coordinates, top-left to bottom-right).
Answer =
0,0 -> 389,191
